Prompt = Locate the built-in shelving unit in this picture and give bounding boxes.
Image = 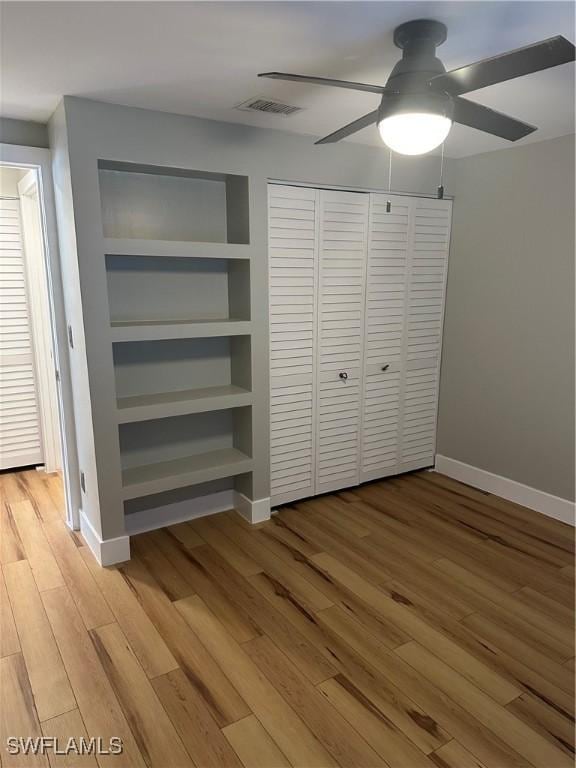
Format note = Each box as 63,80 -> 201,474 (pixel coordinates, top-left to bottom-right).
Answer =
106,255 -> 250,325
121,447 -> 253,500
110,319 -> 252,343
99,160 -> 250,244
118,407 -> 252,499
97,158 -> 258,535
104,238 -> 251,260
116,384 -> 252,423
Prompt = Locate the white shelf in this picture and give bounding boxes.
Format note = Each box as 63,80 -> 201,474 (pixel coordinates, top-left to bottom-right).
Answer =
104,238 -> 251,260
121,447 -> 253,500
116,385 -> 252,423
110,319 -> 252,343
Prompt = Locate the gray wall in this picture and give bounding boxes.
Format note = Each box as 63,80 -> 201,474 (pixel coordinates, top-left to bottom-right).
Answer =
51,96 -> 454,542
99,169 -> 227,241
0,117 -> 49,148
49,103 -> 105,537
50,94 -> 575,538
438,134 -> 575,501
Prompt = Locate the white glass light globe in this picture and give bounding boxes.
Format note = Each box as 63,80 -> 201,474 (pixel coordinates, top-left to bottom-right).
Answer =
378,112 -> 452,155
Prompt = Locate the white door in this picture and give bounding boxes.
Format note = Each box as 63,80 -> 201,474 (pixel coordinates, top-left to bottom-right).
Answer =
268,184 -> 319,506
360,194 -> 411,482
268,185 -> 451,507
0,197 -> 43,469
18,172 -> 62,473
361,194 -> 451,478
398,197 -> 452,472
315,189 -> 368,494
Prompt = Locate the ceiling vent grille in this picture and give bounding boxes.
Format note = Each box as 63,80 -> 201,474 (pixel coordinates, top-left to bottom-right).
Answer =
235,97 -> 303,116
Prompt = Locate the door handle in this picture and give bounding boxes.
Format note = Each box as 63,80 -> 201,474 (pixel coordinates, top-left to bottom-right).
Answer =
381,364 -> 390,371
339,372 -> 348,380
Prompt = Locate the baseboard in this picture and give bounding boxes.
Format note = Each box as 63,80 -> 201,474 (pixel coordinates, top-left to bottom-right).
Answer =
124,490 -> 235,536
434,455 -> 575,527
79,510 -> 131,566
81,490 -> 271,565
233,491 -> 271,524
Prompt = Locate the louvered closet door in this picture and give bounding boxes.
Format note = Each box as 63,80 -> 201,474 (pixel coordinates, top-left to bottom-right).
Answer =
0,198 -> 43,469
399,197 -> 452,472
360,194 -> 412,482
316,190 -> 368,494
269,185 -> 318,506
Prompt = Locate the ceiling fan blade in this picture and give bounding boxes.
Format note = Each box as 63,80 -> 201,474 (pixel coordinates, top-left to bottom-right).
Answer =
430,35 -> 575,96
453,97 -> 537,141
315,110 -> 379,145
258,72 -> 385,94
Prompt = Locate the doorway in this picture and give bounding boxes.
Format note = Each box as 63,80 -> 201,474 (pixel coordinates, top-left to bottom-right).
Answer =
0,144 -> 78,529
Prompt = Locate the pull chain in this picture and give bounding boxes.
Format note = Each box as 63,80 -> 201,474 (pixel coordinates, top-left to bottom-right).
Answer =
437,142 -> 445,199
386,150 -> 393,212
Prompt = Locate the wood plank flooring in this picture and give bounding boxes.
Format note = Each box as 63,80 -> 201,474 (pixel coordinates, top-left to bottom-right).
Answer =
1,468 -> 574,767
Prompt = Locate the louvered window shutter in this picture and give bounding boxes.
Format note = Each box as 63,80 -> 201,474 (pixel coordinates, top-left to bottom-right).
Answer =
0,198 -> 43,469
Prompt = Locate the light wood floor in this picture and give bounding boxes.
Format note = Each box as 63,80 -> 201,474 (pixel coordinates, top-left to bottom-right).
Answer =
0,469 -> 574,768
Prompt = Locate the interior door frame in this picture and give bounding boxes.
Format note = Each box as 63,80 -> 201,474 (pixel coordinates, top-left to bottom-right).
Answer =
0,142 -> 80,529
17,169 -> 62,473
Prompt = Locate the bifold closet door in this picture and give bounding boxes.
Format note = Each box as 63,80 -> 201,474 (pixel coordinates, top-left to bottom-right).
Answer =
315,190 -> 368,495
360,194 -> 411,482
399,196 -> 451,472
269,185 -> 451,506
268,185 -> 318,506
360,193 -> 451,480
0,198 -> 43,469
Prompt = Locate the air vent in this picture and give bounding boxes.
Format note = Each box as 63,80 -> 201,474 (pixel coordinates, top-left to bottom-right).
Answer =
235,97 -> 303,116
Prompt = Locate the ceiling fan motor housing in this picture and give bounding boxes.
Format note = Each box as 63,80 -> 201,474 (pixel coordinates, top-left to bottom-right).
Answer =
381,19 -> 453,122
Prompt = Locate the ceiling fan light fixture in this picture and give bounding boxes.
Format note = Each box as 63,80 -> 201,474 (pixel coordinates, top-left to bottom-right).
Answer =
377,91 -> 453,155
378,112 -> 452,155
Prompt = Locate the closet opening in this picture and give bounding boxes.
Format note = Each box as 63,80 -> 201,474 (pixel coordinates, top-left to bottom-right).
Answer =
0,150 -> 76,530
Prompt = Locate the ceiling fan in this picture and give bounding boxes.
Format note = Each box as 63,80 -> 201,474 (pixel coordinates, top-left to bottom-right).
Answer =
258,20 -> 575,155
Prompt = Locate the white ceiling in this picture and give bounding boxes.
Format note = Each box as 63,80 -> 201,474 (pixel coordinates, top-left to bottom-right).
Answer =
1,1 -> 574,157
